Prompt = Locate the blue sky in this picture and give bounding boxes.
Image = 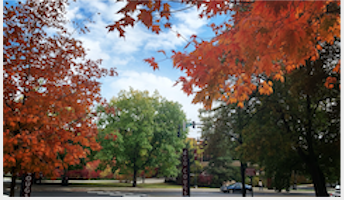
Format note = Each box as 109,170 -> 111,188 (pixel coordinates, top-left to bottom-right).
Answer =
5,0 -> 226,138
60,0 -> 227,139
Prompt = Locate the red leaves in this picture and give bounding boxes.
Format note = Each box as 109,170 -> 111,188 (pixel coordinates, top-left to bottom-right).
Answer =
110,68 -> 118,76
122,15 -> 135,27
161,3 -> 171,20
164,23 -> 171,29
106,0 -> 340,110
152,25 -> 161,34
157,49 -> 166,56
104,133 -> 117,141
163,3 -> 170,13
117,1 -> 138,13
333,61 -> 340,73
108,1 -> 172,37
144,57 -> 159,70
138,9 -> 153,28
324,77 -> 337,89
190,34 -> 197,39
3,0 -> 114,177
106,22 -> 126,37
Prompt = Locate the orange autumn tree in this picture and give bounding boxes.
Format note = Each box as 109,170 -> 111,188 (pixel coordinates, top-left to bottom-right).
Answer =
107,0 -> 340,197
108,0 -> 340,109
3,0 -> 115,196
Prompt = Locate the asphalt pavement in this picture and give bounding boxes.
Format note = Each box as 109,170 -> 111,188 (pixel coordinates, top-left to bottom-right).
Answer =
3,178 -> 319,197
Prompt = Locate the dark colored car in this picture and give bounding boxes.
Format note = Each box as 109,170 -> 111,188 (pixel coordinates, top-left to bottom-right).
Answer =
221,182 -> 252,193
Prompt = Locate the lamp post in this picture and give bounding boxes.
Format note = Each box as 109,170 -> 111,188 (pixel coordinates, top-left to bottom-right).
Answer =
179,121 -> 199,197
194,148 -> 197,189
179,124 -> 190,197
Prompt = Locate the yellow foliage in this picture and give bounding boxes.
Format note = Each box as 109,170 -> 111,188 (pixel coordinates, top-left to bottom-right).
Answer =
228,97 -> 237,104
286,65 -> 294,73
100,165 -> 114,178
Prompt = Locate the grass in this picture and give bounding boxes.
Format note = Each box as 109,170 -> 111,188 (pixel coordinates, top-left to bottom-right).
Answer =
70,183 -> 132,187
137,183 -> 182,188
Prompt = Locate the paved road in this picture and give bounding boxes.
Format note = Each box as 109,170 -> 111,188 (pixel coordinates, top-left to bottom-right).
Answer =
3,183 -> 316,197
4,190 -> 316,197
3,178 -> 322,197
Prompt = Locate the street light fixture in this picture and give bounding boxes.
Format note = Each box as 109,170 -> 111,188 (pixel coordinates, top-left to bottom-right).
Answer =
179,121 -> 203,196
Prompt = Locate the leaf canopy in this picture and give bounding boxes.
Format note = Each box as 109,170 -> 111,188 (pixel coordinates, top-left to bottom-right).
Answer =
108,0 -> 340,109
3,0 -> 115,177
95,88 -> 188,180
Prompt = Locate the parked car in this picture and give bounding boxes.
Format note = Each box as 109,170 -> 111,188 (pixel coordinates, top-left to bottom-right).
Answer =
220,185 -> 229,193
220,182 -> 252,193
330,185 -> 340,197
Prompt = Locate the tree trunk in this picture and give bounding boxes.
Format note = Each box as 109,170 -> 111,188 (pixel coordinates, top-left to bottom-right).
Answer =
307,160 -> 328,196
132,168 -> 137,187
10,168 -> 16,197
304,95 -> 328,197
240,162 -> 246,197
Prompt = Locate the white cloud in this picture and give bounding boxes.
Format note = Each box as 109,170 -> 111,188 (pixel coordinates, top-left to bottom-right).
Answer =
109,26 -> 150,54
103,71 -> 203,138
65,6 -> 83,21
80,39 -> 110,61
61,1 -> 209,138
174,7 -> 207,35
67,0 -> 126,22
64,1 -> 207,56
144,7 -> 207,51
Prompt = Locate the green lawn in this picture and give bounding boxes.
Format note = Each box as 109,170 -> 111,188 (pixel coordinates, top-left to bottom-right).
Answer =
137,183 -> 182,188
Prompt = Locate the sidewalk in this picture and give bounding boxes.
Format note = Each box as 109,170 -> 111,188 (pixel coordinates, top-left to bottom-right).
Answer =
3,177 -> 165,184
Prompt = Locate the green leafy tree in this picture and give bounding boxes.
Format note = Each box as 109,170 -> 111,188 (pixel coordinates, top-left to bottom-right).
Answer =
185,138 -> 203,173
204,151 -> 241,188
199,104 -> 247,190
240,40 -> 340,194
240,97 -> 303,191
95,88 -> 187,187
198,39 -> 339,195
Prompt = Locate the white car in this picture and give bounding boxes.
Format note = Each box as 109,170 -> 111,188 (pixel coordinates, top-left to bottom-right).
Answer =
330,185 -> 340,197
220,185 -> 229,193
